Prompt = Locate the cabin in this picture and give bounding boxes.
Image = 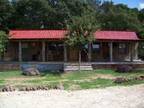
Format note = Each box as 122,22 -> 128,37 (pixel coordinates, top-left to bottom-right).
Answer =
0,30 -> 142,71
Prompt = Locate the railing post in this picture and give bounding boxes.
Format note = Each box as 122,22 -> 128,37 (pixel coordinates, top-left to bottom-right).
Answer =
130,42 -> 133,62
64,43 -> 67,62
134,42 -> 138,60
109,42 -> 113,62
18,41 -> 22,62
42,41 -> 46,62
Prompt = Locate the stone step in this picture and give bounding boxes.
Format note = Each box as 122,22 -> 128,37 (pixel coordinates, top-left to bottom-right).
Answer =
64,63 -> 92,66
64,64 -> 93,71
65,66 -> 92,68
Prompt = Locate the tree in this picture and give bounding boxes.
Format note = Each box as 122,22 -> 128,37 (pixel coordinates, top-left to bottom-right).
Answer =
98,2 -> 141,32
47,0 -> 70,29
10,0 -> 52,29
0,31 -> 8,60
65,5 -> 99,70
138,9 -> 144,38
0,0 -> 14,31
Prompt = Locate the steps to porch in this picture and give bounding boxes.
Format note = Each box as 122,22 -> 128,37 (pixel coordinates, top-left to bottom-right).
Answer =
64,63 -> 93,72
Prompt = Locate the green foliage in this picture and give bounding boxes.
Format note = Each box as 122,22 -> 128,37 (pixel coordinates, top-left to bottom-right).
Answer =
0,0 -> 14,31
138,42 -> 144,60
65,6 -> 99,47
0,0 -> 143,34
99,2 -> 141,32
10,0 -> 52,29
0,69 -> 144,89
0,31 -> 8,55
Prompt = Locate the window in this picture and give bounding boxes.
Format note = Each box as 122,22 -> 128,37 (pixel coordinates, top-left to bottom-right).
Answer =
119,43 -> 127,54
119,43 -> 126,49
46,42 -> 64,61
92,43 -> 100,52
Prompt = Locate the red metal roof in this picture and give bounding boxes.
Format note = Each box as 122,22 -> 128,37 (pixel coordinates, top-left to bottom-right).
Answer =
9,30 -> 67,40
9,30 -> 139,41
95,31 -> 139,41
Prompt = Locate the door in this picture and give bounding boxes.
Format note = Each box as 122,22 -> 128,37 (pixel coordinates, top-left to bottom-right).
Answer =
102,42 -> 110,61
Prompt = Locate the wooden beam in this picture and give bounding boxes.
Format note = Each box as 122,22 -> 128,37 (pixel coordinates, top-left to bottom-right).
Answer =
42,41 -> 46,62
64,43 -> 67,62
109,42 -> 113,62
18,41 -> 22,62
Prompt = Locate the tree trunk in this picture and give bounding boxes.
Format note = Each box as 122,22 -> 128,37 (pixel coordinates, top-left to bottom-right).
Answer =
78,49 -> 81,71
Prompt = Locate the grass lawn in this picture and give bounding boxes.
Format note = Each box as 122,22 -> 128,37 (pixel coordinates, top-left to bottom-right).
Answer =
0,69 -> 144,90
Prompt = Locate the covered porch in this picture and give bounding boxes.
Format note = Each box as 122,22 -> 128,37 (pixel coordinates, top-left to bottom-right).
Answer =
2,30 -> 140,63
3,40 -> 139,63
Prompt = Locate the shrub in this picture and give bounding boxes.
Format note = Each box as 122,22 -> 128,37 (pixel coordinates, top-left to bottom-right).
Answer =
116,65 -> 133,73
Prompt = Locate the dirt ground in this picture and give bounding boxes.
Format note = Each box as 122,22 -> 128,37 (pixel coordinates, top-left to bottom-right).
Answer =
0,84 -> 144,108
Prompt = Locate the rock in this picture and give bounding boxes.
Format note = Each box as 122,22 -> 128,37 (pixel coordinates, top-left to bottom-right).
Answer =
22,67 -> 40,76
31,87 -> 36,91
19,87 -> 25,91
25,87 -> 30,91
139,76 -> 144,80
52,85 -> 59,89
114,77 -> 128,83
57,83 -> 64,90
135,76 -> 144,81
43,86 -> 48,90
1,86 -> 15,92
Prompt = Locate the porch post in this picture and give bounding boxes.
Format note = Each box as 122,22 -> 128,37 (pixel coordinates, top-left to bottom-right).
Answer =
88,43 -> 92,62
130,42 -> 134,62
109,42 -> 113,62
64,43 -> 67,62
18,41 -> 22,62
134,42 -> 138,60
42,41 -> 46,62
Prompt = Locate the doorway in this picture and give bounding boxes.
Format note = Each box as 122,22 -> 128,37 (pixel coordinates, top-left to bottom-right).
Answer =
102,42 -> 110,61
67,45 -> 88,62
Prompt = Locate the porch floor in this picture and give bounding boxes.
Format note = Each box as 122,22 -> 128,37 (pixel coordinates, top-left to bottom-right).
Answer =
0,61 -> 144,64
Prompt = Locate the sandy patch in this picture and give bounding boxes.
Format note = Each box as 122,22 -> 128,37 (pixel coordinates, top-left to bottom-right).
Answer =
0,84 -> 144,108
5,77 -> 44,81
89,73 -> 116,79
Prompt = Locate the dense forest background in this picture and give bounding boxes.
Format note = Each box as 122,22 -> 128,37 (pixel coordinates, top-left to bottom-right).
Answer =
0,0 -> 144,38
0,0 -> 144,59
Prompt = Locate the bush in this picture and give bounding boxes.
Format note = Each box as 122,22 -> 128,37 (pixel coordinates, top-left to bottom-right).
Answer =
116,65 -> 133,73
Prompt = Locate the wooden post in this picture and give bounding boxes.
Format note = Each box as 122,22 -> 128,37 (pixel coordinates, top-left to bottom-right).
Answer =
109,42 -> 113,62
130,42 -> 133,62
18,41 -> 22,62
134,42 -> 138,60
88,43 -> 92,62
64,43 -> 67,62
42,41 -> 46,62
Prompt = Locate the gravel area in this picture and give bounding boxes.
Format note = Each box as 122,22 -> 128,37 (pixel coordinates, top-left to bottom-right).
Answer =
0,84 -> 144,108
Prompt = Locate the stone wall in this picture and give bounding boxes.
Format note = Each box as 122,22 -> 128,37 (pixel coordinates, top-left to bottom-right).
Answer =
21,63 -> 63,72
0,62 -> 64,72
0,63 -> 20,71
92,63 -> 144,70
0,62 -> 144,71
